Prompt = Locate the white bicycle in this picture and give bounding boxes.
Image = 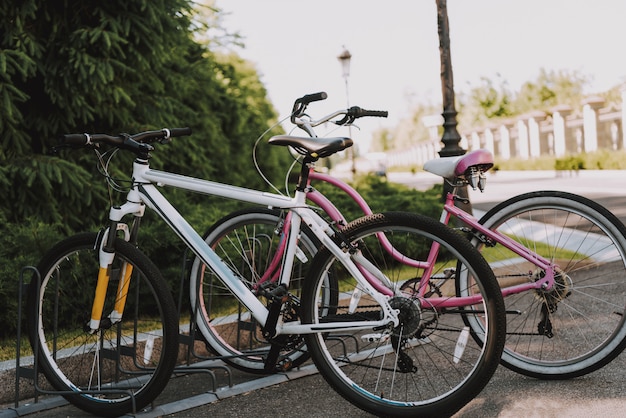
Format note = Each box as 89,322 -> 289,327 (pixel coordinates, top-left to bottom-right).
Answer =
30,109 -> 505,417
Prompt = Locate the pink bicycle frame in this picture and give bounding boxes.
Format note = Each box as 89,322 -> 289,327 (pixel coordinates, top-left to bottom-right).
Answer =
441,191 -> 556,296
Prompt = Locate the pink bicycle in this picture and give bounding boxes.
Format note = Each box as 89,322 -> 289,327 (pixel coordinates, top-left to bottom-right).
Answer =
189,93 -> 626,380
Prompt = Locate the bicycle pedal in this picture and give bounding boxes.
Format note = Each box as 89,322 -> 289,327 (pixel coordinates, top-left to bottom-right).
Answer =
275,358 -> 294,372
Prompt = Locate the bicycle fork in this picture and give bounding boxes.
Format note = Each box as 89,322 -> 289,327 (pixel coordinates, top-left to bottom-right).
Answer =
88,199 -> 145,333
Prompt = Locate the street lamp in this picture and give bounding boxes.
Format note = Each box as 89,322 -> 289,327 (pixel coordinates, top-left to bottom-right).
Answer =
338,47 -> 352,79
337,47 -> 356,175
436,0 -> 464,158
436,0 -> 471,214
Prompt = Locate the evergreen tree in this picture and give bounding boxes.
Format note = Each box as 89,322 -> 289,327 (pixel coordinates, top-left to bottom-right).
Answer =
0,0 -> 288,232
0,0 -> 292,338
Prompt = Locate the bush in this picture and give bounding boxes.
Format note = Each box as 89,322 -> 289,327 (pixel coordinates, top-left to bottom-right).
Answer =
0,216 -> 65,340
314,174 -> 443,222
555,156 -> 585,171
0,174 -> 445,356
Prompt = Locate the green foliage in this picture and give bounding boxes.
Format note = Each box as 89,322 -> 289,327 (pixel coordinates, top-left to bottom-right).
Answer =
0,214 -> 64,339
514,68 -> 590,113
460,75 -> 513,125
554,156 -> 585,171
575,150 -> 626,170
495,155 -> 562,171
369,128 -> 395,153
0,0 -> 291,231
453,68 -> 593,135
0,0 -> 297,343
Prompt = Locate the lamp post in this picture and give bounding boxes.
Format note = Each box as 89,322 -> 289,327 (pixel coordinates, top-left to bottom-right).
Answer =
436,0 -> 464,158
338,47 -> 356,176
436,0 -> 471,213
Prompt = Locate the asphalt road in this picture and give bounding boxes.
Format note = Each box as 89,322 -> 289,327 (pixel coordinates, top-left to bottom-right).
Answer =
5,169 -> 626,418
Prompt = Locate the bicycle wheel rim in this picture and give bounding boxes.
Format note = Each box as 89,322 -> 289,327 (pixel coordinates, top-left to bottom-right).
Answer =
29,233 -> 178,416
189,209 -> 319,373
303,212 -> 505,417
476,191 -> 626,378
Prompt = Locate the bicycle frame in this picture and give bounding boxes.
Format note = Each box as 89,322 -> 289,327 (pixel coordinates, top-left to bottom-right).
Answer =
303,167 -> 555,297
441,192 -> 556,296
93,158 -> 403,336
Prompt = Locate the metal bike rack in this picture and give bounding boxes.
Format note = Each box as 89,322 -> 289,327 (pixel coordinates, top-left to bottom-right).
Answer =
173,249 -> 233,389
11,256 -> 236,416
13,266 -> 138,414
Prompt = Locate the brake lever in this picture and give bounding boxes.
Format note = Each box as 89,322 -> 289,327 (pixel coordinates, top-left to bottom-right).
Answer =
333,114 -> 356,126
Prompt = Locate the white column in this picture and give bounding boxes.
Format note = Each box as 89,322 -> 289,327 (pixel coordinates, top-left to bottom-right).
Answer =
582,96 -> 604,153
484,127 -> 495,154
516,118 -> 530,159
498,124 -> 511,160
460,134 -> 469,150
527,111 -> 546,158
470,131 -> 481,150
551,105 -> 572,157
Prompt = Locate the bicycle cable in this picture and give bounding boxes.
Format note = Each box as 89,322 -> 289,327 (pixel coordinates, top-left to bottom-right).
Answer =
252,98 -> 361,198
251,114 -> 291,196
94,147 -> 133,205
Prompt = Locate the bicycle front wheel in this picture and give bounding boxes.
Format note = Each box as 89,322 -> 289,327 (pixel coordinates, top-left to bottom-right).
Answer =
301,212 -> 505,418
28,232 -> 179,417
189,208 -> 320,373
474,190 -> 626,379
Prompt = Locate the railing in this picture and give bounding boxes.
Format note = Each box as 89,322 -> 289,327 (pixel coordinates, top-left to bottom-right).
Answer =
385,88 -> 626,168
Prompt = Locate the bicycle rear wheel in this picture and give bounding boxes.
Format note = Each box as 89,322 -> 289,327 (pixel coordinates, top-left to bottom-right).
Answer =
28,232 -> 178,417
189,208 -> 320,373
472,191 -> 626,379
301,212 -> 505,417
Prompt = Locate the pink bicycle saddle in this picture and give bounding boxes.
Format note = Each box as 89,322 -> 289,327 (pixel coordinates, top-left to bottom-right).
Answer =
423,149 -> 494,179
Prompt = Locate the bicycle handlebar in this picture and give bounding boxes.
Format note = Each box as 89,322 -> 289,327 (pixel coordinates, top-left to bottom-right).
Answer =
58,127 -> 192,158
290,92 -> 387,132
333,106 -> 388,126
295,92 -> 328,106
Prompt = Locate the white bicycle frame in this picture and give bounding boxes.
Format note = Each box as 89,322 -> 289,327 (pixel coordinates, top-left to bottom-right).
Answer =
100,158 -> 400,336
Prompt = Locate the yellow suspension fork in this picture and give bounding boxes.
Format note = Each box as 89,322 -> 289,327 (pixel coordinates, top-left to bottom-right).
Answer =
89,222 -> 135,332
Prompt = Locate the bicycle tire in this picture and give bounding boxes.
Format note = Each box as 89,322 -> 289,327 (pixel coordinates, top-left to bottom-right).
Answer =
189,208 -> 321,373
469,190 -> 626,379
28,232 -> 179,417
301,212 -> 506,417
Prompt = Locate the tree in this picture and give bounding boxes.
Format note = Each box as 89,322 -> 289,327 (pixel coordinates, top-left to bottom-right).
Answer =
514,68 -> 590,113
0,0 -> 289,232
0,0 -> 293,338
459,74 -> 513,125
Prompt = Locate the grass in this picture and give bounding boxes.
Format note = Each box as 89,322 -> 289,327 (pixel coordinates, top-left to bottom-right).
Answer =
0,336 -> 32,362
479,235 -> 581,264
0,317 -> 168,363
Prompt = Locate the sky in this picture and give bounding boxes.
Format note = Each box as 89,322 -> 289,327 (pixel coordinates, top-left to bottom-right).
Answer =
215,0 -> 626,148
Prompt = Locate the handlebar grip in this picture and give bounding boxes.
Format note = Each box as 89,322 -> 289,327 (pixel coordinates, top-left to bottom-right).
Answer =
349,106 -> 388,118
297,92 -> 328,105
362,110 -> 388,118
168,127 -> 192,137
62,133 -> 92,146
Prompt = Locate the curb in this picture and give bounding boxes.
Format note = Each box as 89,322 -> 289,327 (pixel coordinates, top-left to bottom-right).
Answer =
1,363 -> 320,417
